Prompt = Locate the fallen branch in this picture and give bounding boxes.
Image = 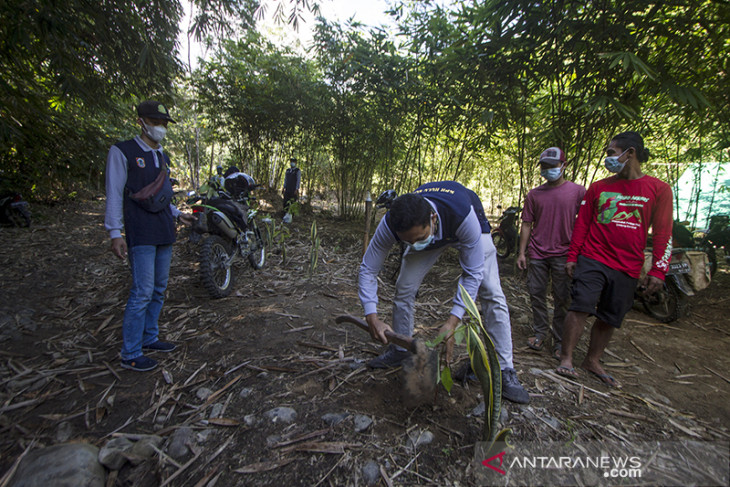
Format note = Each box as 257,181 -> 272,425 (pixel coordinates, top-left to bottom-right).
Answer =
538,369 -> 610,397
272,429 -> 330,448
326,366 -> 367,397
606,408 -> 651,421
629,339 -> 656,363
235,457 -> 297,474
158,449 -> 202,487
703,365 -> 730,385
279,441 -> 360,455
0,440 -> 36,487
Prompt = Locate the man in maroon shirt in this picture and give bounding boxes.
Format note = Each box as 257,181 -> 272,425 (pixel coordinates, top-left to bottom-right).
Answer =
517,147 -> 586,360
556,132 -> 673,387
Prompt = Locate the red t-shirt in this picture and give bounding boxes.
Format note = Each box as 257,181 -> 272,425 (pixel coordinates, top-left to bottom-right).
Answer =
567,175 -> 673,280
522,180 -> 586,259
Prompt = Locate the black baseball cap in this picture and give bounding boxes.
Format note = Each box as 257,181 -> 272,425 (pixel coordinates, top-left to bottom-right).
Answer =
137,100 -> 176,123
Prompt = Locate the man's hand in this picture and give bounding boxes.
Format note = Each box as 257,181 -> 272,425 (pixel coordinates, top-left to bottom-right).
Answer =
365,314 -> 392,344
178,213 -> 196,226
516,252 -> 528,271
639,275 -> 664,296
111,237 -> 127,260
438,315 -> 461,365
566,261 -> 577,279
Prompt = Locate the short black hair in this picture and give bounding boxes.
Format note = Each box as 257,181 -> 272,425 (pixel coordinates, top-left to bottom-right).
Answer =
611,131 -> 650,162
389,193 -> 432,233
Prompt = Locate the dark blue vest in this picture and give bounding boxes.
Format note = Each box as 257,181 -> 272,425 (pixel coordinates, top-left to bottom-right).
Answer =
115,139 -> 176,247
283,167 -> 300,195
387,181 -> 491,250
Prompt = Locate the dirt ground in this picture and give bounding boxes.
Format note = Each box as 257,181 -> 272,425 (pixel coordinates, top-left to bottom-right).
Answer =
0,196 -> 729,486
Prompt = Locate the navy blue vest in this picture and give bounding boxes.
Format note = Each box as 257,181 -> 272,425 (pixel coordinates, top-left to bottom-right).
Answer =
283,167 -> 300,195
115,139 -> 176,247
387,181 -> 491,250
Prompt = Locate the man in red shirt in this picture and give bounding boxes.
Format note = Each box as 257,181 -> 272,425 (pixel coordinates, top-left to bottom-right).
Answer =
556,132 -> 673,387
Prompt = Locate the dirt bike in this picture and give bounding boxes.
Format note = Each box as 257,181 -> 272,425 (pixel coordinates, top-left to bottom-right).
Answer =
696,215 -> 729,277
638,248 -> 710,322
491,205 -> 520,258
0,191 -> 31,227
189,177 -> 268,298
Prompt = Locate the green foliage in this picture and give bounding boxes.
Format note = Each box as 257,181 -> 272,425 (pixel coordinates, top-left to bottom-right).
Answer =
0,0 -> 184,199
4,0 -> 728,211
265,217 -> 290,264
433,285 -> 512,445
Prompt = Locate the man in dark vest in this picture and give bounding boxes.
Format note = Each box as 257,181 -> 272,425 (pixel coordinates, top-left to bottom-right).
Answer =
282,157 -> 301,223
359,181 -> 530,404
104,100 -> 195,372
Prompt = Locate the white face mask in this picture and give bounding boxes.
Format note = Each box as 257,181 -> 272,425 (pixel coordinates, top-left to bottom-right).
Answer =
604,149 -> 628,173
541,167 -> 563,182
143,121 -> 167,143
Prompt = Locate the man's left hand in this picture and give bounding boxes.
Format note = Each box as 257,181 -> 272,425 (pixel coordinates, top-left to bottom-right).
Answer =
178,213 -> 196,226
640,275 -> 664,295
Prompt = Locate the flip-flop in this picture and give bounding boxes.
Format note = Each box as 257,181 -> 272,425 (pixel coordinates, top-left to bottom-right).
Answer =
552,345 -> 561,361
555,365 -> 579,379
583,368 -> 620,388
527,336 -> 545,351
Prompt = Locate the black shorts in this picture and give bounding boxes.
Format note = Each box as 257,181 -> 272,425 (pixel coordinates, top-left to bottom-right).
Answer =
569,256 -> 638,328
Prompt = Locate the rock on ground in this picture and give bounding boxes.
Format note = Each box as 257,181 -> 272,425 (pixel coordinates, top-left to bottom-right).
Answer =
9,443 -> 105,487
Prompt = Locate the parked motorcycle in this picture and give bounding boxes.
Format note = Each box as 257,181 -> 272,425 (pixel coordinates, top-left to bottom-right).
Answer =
639,248 -> 711,322
0,191 -> 31,227
491,205 -> 521,258
696,215 -> 729,276
189,175 -> 268,298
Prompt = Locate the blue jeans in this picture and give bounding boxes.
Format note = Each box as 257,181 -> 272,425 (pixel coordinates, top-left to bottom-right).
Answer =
121,244 -> 172,360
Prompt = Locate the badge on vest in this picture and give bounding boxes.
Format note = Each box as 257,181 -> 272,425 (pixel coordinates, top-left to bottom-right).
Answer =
136,157 -> 146,168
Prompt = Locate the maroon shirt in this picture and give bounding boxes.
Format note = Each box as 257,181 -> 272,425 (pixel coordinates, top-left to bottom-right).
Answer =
522,181 -> 586,259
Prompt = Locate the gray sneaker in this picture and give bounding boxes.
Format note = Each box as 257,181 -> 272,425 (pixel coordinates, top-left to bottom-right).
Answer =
367,345 -> 411,369
501,368 -> 530,404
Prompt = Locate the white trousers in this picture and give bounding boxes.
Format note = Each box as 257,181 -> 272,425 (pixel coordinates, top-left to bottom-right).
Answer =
392,233 -> 514,369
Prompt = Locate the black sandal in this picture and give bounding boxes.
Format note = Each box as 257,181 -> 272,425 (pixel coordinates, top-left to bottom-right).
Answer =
527,336 -> 545,351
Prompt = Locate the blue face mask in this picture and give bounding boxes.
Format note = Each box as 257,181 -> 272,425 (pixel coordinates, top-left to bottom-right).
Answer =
410,235 -> 433,251
604,149 -> 628,173
541,167 -> 563,182
409,222 -> 435,251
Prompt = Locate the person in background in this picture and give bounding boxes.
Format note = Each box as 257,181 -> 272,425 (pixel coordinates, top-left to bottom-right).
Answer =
517,147 -> 586,360
359,181 -> 530,404
104,100 -> 195,372
556,131 -> 673,387
282,157 -> 301,223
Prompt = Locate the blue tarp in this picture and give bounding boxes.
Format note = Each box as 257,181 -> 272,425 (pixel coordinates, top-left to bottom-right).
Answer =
674,162 -> 730,229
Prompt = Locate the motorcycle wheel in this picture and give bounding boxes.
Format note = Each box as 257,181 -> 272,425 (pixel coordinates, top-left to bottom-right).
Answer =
641,280 -> 688,323
4,206 -> 30,227
200,235 -> 236,298
492,230 -> 510,258
247,221 -> 266,270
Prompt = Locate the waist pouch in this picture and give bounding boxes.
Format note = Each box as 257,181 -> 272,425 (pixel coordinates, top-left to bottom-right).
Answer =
127,169 -> 174,213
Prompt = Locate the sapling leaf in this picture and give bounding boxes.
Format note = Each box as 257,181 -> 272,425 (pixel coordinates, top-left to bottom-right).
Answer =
440,366 -> 453,393
426,332 -> 447,348
454,325 -> 465,345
